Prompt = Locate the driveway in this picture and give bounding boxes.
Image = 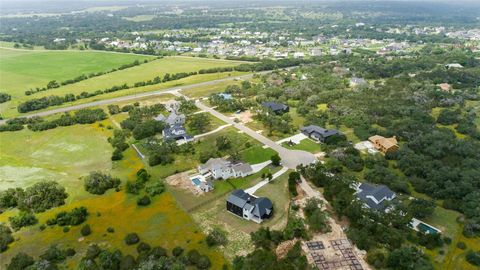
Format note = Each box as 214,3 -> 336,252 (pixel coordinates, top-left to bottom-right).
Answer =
245,166 -> 289,194
193,100 -> 317,169
276,133 -> 308,145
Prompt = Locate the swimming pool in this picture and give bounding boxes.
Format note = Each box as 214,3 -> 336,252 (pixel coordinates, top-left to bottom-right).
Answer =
417,222 -> 440,234
191,178 -> 201,186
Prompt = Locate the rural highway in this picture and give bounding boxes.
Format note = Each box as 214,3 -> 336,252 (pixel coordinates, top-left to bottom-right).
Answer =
0,71 -> 271,124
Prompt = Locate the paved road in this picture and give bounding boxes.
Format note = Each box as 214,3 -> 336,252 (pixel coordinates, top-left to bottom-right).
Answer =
192,99 -> 317,169
0,71 -> 269,124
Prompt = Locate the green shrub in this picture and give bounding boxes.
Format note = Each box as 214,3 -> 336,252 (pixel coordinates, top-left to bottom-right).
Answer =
124,233 -> 140,245
0,224 -> 14,252
6,252 -> 34,270
136,196 -> 151,206
9,211 -> 38,231
172,246 -> 184,257
137,242 -> 151,254
81,224 -> 91,236
466,250 -> 480,266
84,172 -> 121,195
457,242 -> 467,249
206,228 -> 228,247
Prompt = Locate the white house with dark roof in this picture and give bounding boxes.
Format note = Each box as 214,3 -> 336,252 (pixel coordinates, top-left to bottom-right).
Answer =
226,189 -> 273,223
355,182 -> 396,212
198,158 -> 253,180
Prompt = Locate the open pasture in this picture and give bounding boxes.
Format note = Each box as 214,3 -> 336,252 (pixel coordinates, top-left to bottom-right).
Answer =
0,48 -> 153,97
0,114 -> 227,268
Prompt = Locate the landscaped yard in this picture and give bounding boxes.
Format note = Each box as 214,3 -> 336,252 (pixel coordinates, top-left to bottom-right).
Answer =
139,127 -> 278,181
283,138 -> 323,153
240,145 -> 277,164
188,168 -> 291,261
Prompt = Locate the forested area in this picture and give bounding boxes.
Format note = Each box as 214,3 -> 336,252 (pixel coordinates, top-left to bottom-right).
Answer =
237,45 -> 480,268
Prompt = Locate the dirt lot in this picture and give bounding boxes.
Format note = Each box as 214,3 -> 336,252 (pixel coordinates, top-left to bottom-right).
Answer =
295,179 -> 371,270
231,110 -> 254,123
165,171 -> 201,195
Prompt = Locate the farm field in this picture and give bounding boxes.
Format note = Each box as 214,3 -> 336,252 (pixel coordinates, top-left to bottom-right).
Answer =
0,112 -> 227,268
1,71 -> 248,118
0,50 -> 247,117
0,48 -> 153,97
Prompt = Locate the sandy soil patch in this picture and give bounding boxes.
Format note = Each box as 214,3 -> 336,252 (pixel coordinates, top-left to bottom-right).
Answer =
165,171 -> 201,196
232,110 -> 254,124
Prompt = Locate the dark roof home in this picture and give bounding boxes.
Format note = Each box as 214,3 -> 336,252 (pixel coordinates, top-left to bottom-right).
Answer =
226,189 -> 273,223
261,101 -> 289,114
355,183 -> 396,212
301,125 -> 342,143
162,124 -> 193,142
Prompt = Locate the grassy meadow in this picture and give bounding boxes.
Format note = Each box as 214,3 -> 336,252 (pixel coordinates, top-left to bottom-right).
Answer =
0,47 -> 247,117
0,48 -> 153,97
0,112 -> 228,268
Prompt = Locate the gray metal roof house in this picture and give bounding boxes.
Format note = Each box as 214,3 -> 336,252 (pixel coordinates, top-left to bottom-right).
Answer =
261,101 -> 289,114
162,124 -> 193,142
301,125 -> 342,143
226,189 -> 273,223
355,183 -> 396,212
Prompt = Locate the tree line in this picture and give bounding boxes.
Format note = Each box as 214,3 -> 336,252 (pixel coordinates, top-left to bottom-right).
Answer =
24,59 -> 154,96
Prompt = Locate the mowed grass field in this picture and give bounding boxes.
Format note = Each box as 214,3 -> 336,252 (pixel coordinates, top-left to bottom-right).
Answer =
0,48 -> 247,117
0,114 -> 227,268
0,48 -> 153,97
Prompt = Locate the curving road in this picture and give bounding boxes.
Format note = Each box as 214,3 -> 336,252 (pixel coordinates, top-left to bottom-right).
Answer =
190,97 -> 317,169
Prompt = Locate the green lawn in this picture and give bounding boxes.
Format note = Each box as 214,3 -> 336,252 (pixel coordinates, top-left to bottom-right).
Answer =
0,115 -> 227,268
240,145 -> 277,164
283,138 -> 323,153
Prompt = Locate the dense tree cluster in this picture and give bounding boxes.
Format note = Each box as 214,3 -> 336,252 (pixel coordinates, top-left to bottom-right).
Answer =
83,172 -> 121,195
46,207 -> 89,226
187,113 -> 211,134
0,223 -> 14,252
108,129 -> 129,160
300,163 -> 435,269
27,108 -> 108,132
120,103 -> 165,136
0,181 -> 68,213
9,211 -> 38,231
0,92 -> 11,103
6,245 -> 75,270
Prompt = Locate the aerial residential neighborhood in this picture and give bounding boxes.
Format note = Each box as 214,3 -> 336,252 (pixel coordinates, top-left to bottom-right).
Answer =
0,1 -> 479,270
